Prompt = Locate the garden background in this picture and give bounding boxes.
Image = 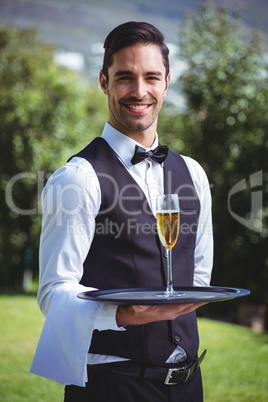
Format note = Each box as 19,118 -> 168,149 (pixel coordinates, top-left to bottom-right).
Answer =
0,0 -> 267,400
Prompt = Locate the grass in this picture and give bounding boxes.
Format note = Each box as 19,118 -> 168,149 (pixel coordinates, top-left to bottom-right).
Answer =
0,294 -> 63,402
199,318 -> 268,401
0,294 -> 267,401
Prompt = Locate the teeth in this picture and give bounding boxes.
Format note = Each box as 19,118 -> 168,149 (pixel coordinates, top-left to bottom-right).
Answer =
127,105 -> 148,110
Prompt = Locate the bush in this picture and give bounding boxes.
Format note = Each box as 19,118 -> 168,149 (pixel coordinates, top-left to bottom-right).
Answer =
0,25 -> 107,289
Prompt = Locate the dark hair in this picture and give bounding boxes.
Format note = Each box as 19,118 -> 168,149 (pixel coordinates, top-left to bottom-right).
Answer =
102,21 -> 170,81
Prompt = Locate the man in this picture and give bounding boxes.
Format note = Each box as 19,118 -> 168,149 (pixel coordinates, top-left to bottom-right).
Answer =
31,21 -> 213,401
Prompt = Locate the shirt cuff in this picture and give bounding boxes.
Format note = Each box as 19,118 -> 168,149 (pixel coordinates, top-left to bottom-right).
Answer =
93,303 -> 125,331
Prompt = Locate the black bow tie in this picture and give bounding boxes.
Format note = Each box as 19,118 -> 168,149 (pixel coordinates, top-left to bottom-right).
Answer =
131,145 -> 169,165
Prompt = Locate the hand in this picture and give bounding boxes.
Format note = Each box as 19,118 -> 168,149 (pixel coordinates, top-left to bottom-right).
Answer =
116,303 -> 206,327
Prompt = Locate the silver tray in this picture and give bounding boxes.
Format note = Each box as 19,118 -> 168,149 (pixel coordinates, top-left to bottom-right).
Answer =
77,286 -> 250,305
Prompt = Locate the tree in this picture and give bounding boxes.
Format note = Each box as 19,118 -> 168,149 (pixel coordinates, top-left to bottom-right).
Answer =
0,25 -> 107,289
159,2 -> 268,312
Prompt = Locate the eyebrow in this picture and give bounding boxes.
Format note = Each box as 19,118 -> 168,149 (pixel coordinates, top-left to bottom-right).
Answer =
114,70 -> 163,77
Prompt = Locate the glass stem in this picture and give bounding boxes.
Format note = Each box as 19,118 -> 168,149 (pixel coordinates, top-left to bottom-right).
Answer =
166,248 -> 174,295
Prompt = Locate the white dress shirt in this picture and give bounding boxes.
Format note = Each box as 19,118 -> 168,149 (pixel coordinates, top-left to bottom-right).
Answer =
30,122 -> 213,386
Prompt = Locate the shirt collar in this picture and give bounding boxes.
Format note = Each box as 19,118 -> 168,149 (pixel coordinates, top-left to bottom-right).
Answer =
101,122 -> 159,169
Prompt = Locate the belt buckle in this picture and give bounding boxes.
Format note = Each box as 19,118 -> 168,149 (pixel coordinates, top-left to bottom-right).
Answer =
164,366 -> 189,385
164,350 -> 207,385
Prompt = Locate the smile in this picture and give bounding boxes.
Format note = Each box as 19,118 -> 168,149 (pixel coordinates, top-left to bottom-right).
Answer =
123,103 -> 152,112
127,104 -> 149,110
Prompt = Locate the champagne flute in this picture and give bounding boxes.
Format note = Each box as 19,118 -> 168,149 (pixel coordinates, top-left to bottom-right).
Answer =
156,194 -> 183,297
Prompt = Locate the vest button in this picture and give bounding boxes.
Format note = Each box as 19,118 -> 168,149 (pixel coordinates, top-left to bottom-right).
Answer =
174,334 -> 180,343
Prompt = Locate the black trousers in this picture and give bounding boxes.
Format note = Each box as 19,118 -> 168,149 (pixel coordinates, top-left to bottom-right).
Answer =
64,366 -> 203,402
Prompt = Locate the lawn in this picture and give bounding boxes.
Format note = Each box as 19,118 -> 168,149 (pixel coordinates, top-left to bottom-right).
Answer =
0,294 -> 267,401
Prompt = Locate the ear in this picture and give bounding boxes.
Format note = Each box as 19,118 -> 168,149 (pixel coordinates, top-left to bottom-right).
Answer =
164,72 -> 171,97
99,70 -> 108,95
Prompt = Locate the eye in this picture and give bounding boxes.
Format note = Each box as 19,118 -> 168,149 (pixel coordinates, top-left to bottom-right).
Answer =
118,76 -> 132,81
147,76 -> 160,81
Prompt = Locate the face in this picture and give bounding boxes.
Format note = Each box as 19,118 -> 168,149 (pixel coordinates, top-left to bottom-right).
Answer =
100,44 -> 170,146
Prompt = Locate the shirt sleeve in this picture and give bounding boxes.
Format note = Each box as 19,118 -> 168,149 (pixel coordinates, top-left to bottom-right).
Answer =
181,156 -> 214,287
38,157 -> 99,314
38,157 -> 121,327
31,158 -> 122,386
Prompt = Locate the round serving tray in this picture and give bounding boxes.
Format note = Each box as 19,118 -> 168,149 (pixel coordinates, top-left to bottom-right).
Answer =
77,286 -> 250,305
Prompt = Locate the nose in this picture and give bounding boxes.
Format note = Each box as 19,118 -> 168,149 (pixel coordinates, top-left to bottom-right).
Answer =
131,77 -> 147,99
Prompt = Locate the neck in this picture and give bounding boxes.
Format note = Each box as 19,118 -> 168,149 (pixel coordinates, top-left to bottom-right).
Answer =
125,132 -> 156,148
108,122 -> 157,148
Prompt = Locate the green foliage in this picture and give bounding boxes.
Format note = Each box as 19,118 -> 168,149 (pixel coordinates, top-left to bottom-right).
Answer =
0,25 -> 107,289
159,2 -> 268,306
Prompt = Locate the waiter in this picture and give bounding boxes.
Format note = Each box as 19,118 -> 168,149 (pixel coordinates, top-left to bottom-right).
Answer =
31,21 -> 213,402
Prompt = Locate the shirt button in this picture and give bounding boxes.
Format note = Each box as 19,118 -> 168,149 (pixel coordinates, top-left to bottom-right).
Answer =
174,334 -> 180,343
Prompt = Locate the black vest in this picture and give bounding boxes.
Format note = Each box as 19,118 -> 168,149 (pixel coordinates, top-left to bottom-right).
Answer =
71,137 -> 201,366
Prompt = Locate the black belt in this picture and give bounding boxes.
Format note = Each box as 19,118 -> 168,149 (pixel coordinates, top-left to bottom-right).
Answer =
88,350 -> 207,386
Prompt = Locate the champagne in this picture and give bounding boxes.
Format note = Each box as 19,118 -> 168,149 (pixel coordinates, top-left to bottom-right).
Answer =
155,195 -> 182,297
157,211 -> 180,249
